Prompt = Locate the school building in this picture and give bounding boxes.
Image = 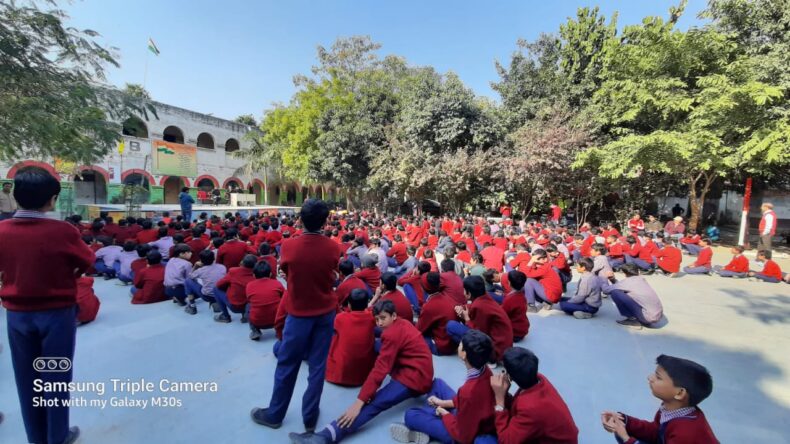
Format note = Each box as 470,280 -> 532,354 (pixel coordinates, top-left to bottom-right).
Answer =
0,101 -> 342,216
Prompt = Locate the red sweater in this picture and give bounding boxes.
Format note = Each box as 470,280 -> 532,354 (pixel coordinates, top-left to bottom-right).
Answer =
335,275 -> 368,309
186,238 -> 209,263
76,276 -> 100,323
638,240 -> 658,262
656,246 -> 682,273
245,278 -> 284,327
130,258 -> 147,276
217,240 -> 255,269
274,292 -> 288,340
525,263 -> 563,303
442,366 -> 497,444
456,250 -> 472,264
415,292 -> 458,355
692,247 -> 713,268
502,290 -> 530,340
135,228 -> 159,244
495,374 -> 578,444
481,246 -> 505,271
580,236 -> 595,257
358,318 -> 433,403
723,254 -> 749,273
216,267 -> 255,307
623,408 -> 718,444
551,254 -> 571,275
280,233 -> 340,317
257,255 -> 278,275
398,273 -> 425,305
0,218 -> 95,311
386,242 -> 408,265
354,267 -> 381,292
467,295 -> 513,361
509,252 -> 532,272
608,243 -> 625,259
132,264 -> 167,304
440,271 -> 466,305
326,310 -> 376,387
382,290 -> 414,324
760,259 -> 783,280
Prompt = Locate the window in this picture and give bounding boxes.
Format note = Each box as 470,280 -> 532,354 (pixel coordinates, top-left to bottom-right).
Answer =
225,138 -> 240,153
163,126 -> 184,144
122,117 -> 148,138
197,132 -> 214,149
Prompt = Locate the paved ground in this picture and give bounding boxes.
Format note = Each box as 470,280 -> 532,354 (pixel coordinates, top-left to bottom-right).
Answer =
1,254 -> 789,443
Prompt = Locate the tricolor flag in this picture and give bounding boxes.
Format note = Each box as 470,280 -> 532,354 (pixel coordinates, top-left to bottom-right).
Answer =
147,38 -> 160,56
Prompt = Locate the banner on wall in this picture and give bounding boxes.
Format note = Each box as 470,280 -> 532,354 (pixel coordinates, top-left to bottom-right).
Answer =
152,140 -> 198,177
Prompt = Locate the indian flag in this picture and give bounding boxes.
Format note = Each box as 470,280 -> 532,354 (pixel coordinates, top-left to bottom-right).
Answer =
147,38 -> 160,56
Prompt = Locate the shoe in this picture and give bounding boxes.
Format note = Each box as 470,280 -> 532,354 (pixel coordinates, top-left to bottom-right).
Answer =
103,274 -> 113,280
173,297 -> 186,306
542,302 -> 553,311
390,423 -> 429,444
184,305 -> 197,315
527,304 -> 538,313
616,318 -> 643,329
249,328 -> 262,341
304,408 -> 320,433
214,314 -> 231,323
211,302 -> 221,313
63,426 -> 80,444
288,432 -> 330,444
241,314 -> 249,323
573,311 -> 592,319
250,407 -> 281,429
644,268 -> 655,275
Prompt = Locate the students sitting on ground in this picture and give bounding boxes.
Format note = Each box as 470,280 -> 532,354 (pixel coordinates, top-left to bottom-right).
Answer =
559,258 -> 602,319
601,354 -> 718,443
490,347 -> 579,443
369,272 -> 413,323
713,245 -> 749,278
246,261 -> 285,341
116,241 -> 139,284
447,275 -> 513,362
501,271 -> 529,342
590,243 -> 614,285
355,254 -> 382,293
214,254 -> 257,323
682,237 -> 713,275
394,330 -> 497,444
335,259 -> 369,310
398,261 -> 431,313
440,259 -> 466,305
326,289 -> 376,387
185,249 -> 226,313
217,228 -> 255,269
131,250 -> 167,304
164,244 -> 193,309
416,272 -> 458,356
94,235 -> 121,279
655,239 -> 682,277
602,264 -> 664,329
523,250 -> 563,312
748,250 -> 784,283
76,276 -> 100,325
149,227 -> 174,260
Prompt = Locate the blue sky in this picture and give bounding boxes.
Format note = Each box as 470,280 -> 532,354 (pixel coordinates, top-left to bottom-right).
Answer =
63,0 -> 708,121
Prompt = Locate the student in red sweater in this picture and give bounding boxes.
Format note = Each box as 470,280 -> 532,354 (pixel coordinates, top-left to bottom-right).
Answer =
253,200 -> 341,432
491,347 -> 579,443
502,271 -> 530,342
602,354 -> 718,444
135,219 -> 158,244
682,237 -> 713,275
291,300 -> 433,443
354,254 -> 382,292
130,244 -> 151,279
506,243 -> 531,273
713,245 -> 749,278
246,261 -> 285,340
523,250 -> 563,312
439,259 -> 466,305
398,261 -> 431,312
326,289 -> 376,387
214,254 -> 256,323
655,242 -> 683,277
446,276 -> 513,362
131,250 -> 167,304
416,272 -> 459,356
76,276 -> 100,325
749,250 -> 784,283
217,228 -> 256,269
386,234 -> 408,268
370,272 -> 414,323
335,260 -> 369,310
607,234 -> 626,270
0,169 -> 94,444
547,244 -> 572,291
394,330 -> 497,444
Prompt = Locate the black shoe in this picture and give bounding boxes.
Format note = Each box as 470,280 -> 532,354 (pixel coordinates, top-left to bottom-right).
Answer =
241,314 -> 249,323
249,328 -> 262,341
63,426 -> 81,444
304,409 -> 320,433
185,305 -> 197,315
288,432 -> 330,444
250,407 -> 281,429
214,314 -> 231,323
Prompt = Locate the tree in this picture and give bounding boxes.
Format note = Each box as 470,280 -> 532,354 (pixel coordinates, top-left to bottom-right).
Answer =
234,114 -> 258,127
123,83 -> 151,100
0,1 -> 155,164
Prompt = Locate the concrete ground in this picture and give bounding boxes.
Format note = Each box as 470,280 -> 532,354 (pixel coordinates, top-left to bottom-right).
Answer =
1,253 -> 789,443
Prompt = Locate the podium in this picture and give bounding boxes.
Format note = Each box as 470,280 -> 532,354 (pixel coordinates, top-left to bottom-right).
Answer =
230,193 -> 256,207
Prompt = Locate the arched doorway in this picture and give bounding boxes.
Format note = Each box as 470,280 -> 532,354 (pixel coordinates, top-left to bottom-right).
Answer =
122,117 -> 148,138
286,184 -> 297,206
225,138 -> 240,153
197,132 -> 214,149
163,126 -> 184,144
73,171 -> 108,204
249,180 -> 264,205
300,186 -> 309,203
163,176 -> 186,204
267,185 -> 279,206
224,179 -> 242,193
196,178 -> 215,191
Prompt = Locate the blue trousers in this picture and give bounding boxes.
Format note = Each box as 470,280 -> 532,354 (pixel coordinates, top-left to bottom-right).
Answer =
404,378 -> 457,443
625,255 -> 653,270
213,286 -> 246,318
572,250 -> 582,263
713,266 -> 747,278
446,320 -> 470,344
423,336 -> 439,355
403,284 -> 421,315
320,379 -> 418,442
182,209 -> 192,223
165,284 -> 186,302
608,257 -> 625,269
609,289 -> 649,325
524,278 -> 548,305
117,268 -> 133,283
754,273 -> 780,283
683,244 -> 702,256
683,266 -> 710,275
559,299 -> 599,315
7,307 -> 76,444
387,257 -> 399,268
488,291 -> 504,304
265,311 -> 336,428
94,259 -> 115,277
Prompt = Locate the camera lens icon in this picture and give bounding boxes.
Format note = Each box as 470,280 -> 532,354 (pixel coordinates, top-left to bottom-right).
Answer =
33,357 -> 72,372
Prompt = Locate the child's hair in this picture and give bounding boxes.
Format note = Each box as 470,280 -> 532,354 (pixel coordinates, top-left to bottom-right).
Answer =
425,272 -> 440,291
12,168 -> 61,209
417,261 -> 431,274
406,245 -> 417,256
655,232 -> 665,240
163,211 -> 170,217
258,243 -> 271,256
462,275 -> 487,299
503,347 -> 539,389
81,234 -> 94,245
591,243 -> 607,255
757,249 -> 772,259
199,249 -> 215,265
507,270 -> 527,291
532,249 -> 548,259
733,245 -> 745,253
141,219 -> 153,230
577,257 -> 594,272
96,235 -> 113,246
381,272 -> 397,291
444,246 -> 456,258
656,354 -> 713,406
157,227 -> 169,238
372,299 -> 397,316
242,254 -> 257,269
440,259 -> 455,273
349,288 -> 369,311
471,253 -> 484,264
461,329 -> 494,369
212,237 -> 224,249
545,244 -> 558,253
253,261 -> 272,279
173,234 -> 185,244
626,235 -> 637,244
300,199 -> 330,232
173,244 -> 191,257
423,249 -> 434,259
456,241 -> 467,251
146,250 -> 163,265
225,228 -> 239,240
620,263 -> 640,277
123,241 -> 137,252
136,244 -> 152,258
338,260 -> 355,277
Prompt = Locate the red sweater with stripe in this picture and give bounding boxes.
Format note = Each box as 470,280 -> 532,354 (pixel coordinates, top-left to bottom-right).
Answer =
442,366 -> 497,444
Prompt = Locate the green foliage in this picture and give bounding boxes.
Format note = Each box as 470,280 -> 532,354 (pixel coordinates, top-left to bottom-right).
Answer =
234,114 -> 258,126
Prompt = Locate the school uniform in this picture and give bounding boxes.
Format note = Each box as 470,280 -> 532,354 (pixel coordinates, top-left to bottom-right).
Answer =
335,275 -> 368,309
713,254 -> 749,278
683,246 -> 713,274
317,318 -> 433,442
76,276 -> 100,324
398,273 -> 426,310
559,271 -> 602,315
754,259 -> 783,283
524,262 -> 563,305
447,294 -> 514,360
132,264 -> 167,304
480,246 -> 505,271
602,276 -> 663,325
95,244 -> 122,277
621,406 -> 718,444
149,236 -> 174,260
502,290 -> 530,341
186,262 -> 226,302
655,246 -> 682,274
130,257 -> 147,277
135,228 -> 159,244
508,252 -> 532,273
382,290 -> 414,323
164,257 -> 192,301
217,239 -> 255,269
186,237 -> 209,263
116,250 -> 139,282
246,277 -> 285,328
0,211 -> 96,444
214,266 -> 255,317
258,254 -> 278,275
404,367 -> 497,444
440,271 -> 466,305
494,374 -> 579,444
355,267 -> 382,292
325,310 -> 376,387
415,291 -> 458,355
386,242 -> 408,266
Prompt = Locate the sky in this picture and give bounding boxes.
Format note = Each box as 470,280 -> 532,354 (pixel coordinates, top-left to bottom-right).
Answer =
62,0 -> 708,122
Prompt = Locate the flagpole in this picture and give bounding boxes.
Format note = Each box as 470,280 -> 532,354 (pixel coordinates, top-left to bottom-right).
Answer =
143,46 -> 149,88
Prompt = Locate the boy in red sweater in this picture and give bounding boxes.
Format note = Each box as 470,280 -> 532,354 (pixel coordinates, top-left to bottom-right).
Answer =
355,254 -> 382,292
502,271 -> 530,341
523,250 -> 563,312
682,237 -> 713,275
214,254 -> 256,323
290,300 -> 433,443
131,250 -> 167,304
76,276 -> 100,325
246,261 -> 285,340
217,228 -> 256,269
602,354 -> 718,443
370,272 -> 413,323
491,347 -> 579,443
394,330 -> 497,444
713,245 -> 749,278
446,276 -> 513,362
398,261 -> 431,313
335,259 -> 369,310
749,250 -> 783,283
655,242 -> 682,277
0,169 -> 94,444
416,272 -> 459,356
326,289 -> 376,387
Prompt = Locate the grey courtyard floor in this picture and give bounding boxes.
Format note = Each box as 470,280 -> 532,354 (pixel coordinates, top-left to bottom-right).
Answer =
1,253 -> 789,443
